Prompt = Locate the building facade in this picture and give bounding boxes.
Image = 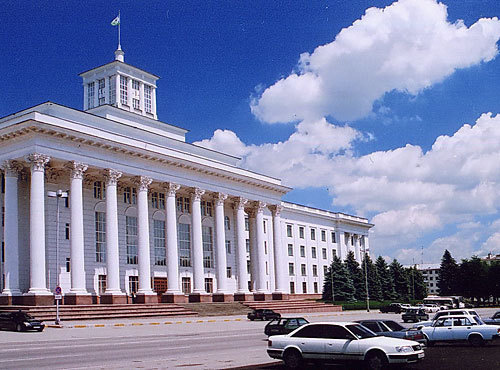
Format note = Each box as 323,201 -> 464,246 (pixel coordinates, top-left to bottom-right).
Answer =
0,48 -> 373,305
415,263 -> 440,295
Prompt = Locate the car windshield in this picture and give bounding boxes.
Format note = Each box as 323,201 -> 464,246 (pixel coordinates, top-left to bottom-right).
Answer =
14,312 -> 33,320
474,316 -> 485,325
383,321 -> 404,331
346,324 -> 377,339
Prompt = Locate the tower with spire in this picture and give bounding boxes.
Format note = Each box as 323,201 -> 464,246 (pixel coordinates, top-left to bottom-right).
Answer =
79,46 -> 159,120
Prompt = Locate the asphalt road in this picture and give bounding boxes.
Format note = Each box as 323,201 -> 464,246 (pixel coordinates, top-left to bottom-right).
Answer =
0,308 -> 498,369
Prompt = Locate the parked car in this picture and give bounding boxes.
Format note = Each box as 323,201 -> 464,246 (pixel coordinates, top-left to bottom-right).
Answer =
421,304 -> 440,313
483,311 -> 500,326
264,317 -> 309,336
0,311 -> 45,332
414,309 -> 481,328
402,309 -> 429,323
379,303 -> 404,313
267,322 -> 425,369
356,319 -> 426,344
421,315 -> 500,347
247,309 -> 281,321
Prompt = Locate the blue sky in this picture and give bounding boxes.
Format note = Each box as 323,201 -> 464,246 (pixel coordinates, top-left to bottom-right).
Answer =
3,0 -> 500,264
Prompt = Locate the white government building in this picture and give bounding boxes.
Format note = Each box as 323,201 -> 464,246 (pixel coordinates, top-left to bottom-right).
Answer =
0,47 -> 373,305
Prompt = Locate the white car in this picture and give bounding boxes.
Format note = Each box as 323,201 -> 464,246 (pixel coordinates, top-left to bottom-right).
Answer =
421,304 -> 440,313
413,309 -> 481,328
421,315 -> 500,347
267,322 -> 425,369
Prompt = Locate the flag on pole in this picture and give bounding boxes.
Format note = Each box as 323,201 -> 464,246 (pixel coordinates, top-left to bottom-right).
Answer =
111,14 -> 120,26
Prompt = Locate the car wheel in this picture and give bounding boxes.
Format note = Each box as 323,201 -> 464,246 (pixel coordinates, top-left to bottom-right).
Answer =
16,324 -> 23,332
365,351 -> 388,370
249,318 -> 254,321
37,328 -> 44,332
469,335 -> 484,347
262,316 -> 267,321
283,349 -> 303,369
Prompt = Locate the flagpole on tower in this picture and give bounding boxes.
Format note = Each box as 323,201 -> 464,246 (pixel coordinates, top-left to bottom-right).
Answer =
118,10 -> 121,49
111,12 -> 123,62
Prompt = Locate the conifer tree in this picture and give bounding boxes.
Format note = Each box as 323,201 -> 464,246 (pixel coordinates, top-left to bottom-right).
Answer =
437,249 -> 459,295
345,251 -> 365,300
375,256 -> 397,300
361,254 -> 383,301
389,259 -> 410,301
322,255 -> 355,302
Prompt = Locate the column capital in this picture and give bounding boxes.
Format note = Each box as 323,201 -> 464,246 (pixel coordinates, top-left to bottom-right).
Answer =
1,160 -> 23,177
134,176 -> 153,192
66,161 -> 88,180
234,197 -> 248,210
214,192 -> 228,206
254,201 -> 267,214
191,187 -> 205,201
164,182 -> 180,196
103,169 -> 122,185
26,153 -> 50,172
269,204 -> 283,217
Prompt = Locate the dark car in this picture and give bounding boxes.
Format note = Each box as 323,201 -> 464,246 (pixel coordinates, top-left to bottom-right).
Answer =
379,303 -> 403,313
0,311 -> 45,332
402,309 -> 429,323
264,317 -> 309,336
247,309 -> 281,321
356,319 -> 426,344
483,311 -> 500,325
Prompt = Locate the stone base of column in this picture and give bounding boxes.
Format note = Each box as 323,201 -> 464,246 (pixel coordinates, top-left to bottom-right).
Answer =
21,293 -> 54,306
253,292 -> 272,301
188,293 -> 212,303
0,294 -> 23,305
161,293 -> 188,303
212,293 -> 234,302
272,292 -> 289,301
100,293 -> 127,304
64,293 -> 93,305
233,293 -> 254,302
135,293 -> 158,304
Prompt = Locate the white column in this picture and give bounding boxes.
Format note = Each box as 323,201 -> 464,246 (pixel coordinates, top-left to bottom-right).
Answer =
127,77 -> 133,108
152,87 -> 157,119
354,235 -> 361,263
235,197 -> 248,293
214,193 -> 228,293
139,82 -> 145,113
191,188 -> 205,294
104,77 -> 109,105
248,211 -> 257,292
363,235 -> 370,257
254,202 -> 267,293
339,232 -> 348,261
1,161 -> 22,295
67,161 -> 88,294
26,153 -> 51,294
93,79 -> 99,108
270,205 -> 286,293
104,169 -> 123,294
116,74 -> 121,108
165,183 -> 181,293
83,84 -> 89,110
136,176 -> 154,294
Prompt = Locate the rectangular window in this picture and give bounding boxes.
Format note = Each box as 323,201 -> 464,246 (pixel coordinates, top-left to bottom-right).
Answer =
301,264 -> 307,276
129,276 -> 139,294
224,216 -> 230,230
95,211 -> 106,262
120,75 -> 128,105
201,201 -> 213,217
226,266 -> 232,278
299,226 -> 304,239
225,240 -> 231,254
288,263 -> 294,276
126,216 -> 138,264
331,231 -> 336,243
266,261 -> 269,275
204,278 -> 213,293
132,79 -> 140,110
178,223 -> 191,267
154,219 -> 166,266
98,275 -> 107,295
144,85 -> 152,113
151,192 -> 164,209
287,224 -> 293,237
263,220 -> 267,233
182,277 -> 191,294
65,196 -> 69,208
323,265 -> 328,275
66,257 -> 71,272
176,197 -> 190,213
65,223 -> 70,240
322,248 -> 327,259
98,78 -> 105,105
202,225 -> 214,268
311,247 -> 317,259
93,181 -> 105,200
287,244 -> 293,256
313,265 -> 318,277
246,239 -> 250,253
310,228 -> 316,240
300,245 -> 305,258
123,187 -> 137,204
245,217 -> 250,231
321,230 -> 326,242
264,241 -> 267,255
247,260 -> 251,274
302,282 -> 307,294
87,82 -> 95,109
332,249 -> 337,257
314,282 -> 318,294
109,75 -> 116,105
290,281 -> 295,294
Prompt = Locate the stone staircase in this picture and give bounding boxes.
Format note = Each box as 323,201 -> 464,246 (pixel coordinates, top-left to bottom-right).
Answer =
0,303 -> 197,321
242,299 -> 342,314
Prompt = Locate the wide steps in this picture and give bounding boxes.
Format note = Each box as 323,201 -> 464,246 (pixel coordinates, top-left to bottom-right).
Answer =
243,299 -> 342,314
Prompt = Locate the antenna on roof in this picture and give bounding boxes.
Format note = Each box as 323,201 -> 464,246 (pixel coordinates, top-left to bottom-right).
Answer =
421,246 -> 424,265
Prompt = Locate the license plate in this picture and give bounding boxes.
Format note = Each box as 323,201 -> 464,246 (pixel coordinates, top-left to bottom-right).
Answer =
32,326 -> 40,329
418,353 -> 425,359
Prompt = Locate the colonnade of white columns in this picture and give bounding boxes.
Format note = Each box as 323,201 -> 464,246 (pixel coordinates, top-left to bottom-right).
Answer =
0,154 -> 289,303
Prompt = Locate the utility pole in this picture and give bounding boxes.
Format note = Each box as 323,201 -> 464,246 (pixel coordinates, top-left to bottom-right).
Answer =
363,245 -> 370,312
331,270 -> 335,303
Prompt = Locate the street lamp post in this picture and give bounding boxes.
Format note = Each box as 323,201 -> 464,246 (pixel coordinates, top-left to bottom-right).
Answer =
330,270 -> 335,303
47,189 -> 68,325
363,244 -> 370,312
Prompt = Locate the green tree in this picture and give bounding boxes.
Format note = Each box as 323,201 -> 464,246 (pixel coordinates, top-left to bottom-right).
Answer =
389,259 -> 410,301
361,254 -> 383,301
322,255 -> 355,302
437,250 -> 459,295
406,266 -> 427,300
488,261 -> 500,305
457,256 -> 488,304
345,251 -> 364,300
375,256 -> 397,300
